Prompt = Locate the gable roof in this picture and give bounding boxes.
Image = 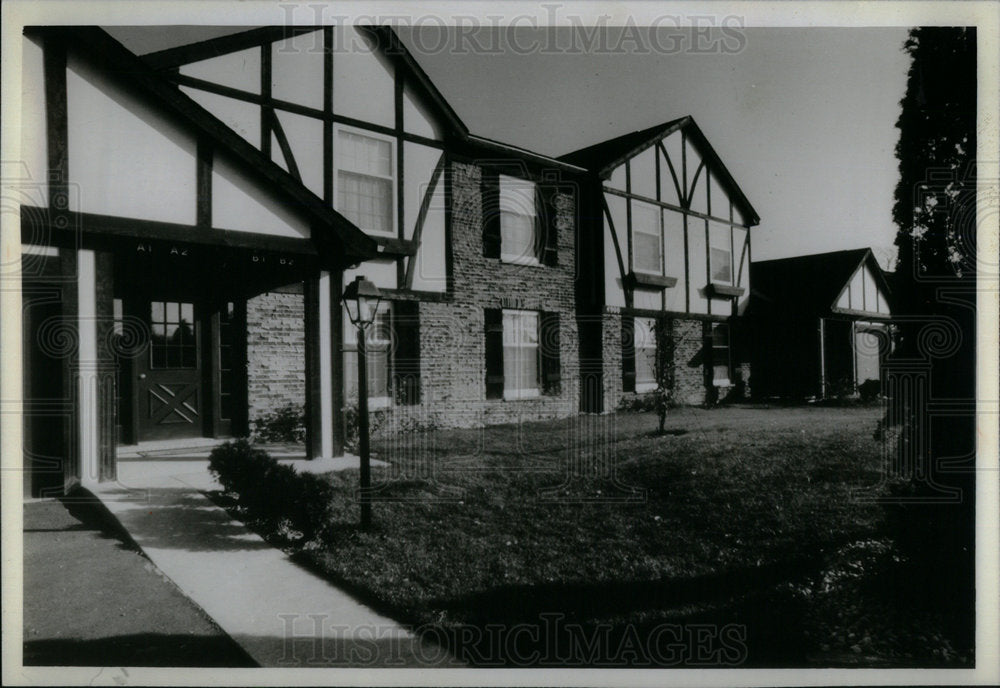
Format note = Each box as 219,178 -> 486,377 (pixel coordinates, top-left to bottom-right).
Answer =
137,25 -> 470,141
559,117 -> 687,172
559,116 -> 760,226
26,26 -> 377,264
131,25 -> 618,175
750,248 -> 892,315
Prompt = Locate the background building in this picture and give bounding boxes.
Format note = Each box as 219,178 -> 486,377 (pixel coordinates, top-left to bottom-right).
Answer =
749,248 -> 894,400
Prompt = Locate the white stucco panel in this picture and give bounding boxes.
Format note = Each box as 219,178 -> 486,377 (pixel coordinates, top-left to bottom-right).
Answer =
332,26 -> 394,129
21,37 -> 49,208
685,142 -> 708,214
629,146 -> 656,199
273,110 -> 324,198
604,193 -> 628,308
344,258 -> 397,293
660,132 -> 684,206
180,48 -> 261,94
272,31 -> 325,110
687,219 -> 710,315
662,209 -> 686,312
403,84 -> 443,140
181,86 -> 260,148
212,155 -> 311,238
66,54 -> 197,224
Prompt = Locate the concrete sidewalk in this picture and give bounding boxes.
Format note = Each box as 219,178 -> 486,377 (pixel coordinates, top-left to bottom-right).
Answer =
91,455 -> 457,668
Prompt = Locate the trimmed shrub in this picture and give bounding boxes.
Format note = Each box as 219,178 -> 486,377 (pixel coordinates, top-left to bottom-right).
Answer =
208,439 -> 273,495
251,404 -> 306,443
208,439 -> 338,543
290,472 -> 337,541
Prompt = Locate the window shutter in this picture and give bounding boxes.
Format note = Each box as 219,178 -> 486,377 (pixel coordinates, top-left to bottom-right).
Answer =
482,170 -> 501,259
392,300 -> 420,406
540,311 -> 561,395
539,186 -> 559,266
622,316 -> 636,393
484,308 -> 504,399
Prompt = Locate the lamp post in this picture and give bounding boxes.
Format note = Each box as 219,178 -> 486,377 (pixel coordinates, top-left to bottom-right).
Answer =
341,275 -> 382,531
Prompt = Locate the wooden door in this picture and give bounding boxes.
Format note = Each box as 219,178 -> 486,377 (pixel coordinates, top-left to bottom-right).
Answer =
136,299 -> 203,440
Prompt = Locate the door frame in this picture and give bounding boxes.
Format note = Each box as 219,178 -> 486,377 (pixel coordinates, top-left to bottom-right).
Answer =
120,288 -> 248,444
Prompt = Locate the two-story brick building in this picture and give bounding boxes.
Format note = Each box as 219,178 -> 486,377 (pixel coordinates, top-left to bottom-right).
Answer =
18,25 -> 759,495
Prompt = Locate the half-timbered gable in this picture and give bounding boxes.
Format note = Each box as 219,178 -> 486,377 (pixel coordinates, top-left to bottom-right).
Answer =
562,117 -> 759,410
20,26 -> 377,494
750,248 -> 894,399
142,25 -> 463,298
20,24 -> 589,495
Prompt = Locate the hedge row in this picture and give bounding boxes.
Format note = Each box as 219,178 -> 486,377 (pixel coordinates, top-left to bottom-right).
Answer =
208,439 -> 335,542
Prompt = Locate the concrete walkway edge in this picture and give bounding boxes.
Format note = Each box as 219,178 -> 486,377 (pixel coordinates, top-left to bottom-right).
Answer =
91,458 -> 457,668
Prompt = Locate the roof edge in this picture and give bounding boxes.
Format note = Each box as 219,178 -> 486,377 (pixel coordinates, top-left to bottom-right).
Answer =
27,25 -> 377,263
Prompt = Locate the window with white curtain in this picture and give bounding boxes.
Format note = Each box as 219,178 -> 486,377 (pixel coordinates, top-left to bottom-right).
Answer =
499,174 -> 539,265
635,317 -> 658,392
336,128 -> 395,235
502,309 -> 540,398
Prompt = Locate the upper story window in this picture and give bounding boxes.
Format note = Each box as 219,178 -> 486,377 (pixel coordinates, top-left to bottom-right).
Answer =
483,170 -> 559,266
631,201 -> 663,274
709,222 -> 732,284
498,174 -> 539,265
336,128 -> 395,235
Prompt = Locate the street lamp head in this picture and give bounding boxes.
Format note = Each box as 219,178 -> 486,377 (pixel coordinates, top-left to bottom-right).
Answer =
342,275 -> 382,329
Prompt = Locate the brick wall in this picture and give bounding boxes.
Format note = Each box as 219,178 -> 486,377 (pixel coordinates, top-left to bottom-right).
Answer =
601,311 -> 624,411
243,160 -> 581,434
398,160 -> 581,429
672,318 -> 708,405
246,289 -> 305,423
601,313 -> 748,410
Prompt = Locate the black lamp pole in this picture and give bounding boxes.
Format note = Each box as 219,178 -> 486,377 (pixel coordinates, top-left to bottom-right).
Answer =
356,323 -> 372,531
343,275 -> 380,532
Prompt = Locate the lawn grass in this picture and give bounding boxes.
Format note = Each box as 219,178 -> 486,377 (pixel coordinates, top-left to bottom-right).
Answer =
214,404 -> 971,667
280,405 -> 953,667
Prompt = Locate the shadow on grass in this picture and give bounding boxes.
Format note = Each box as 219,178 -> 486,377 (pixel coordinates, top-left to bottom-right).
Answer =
287,542 -> 827,667
416,555 -> 823,667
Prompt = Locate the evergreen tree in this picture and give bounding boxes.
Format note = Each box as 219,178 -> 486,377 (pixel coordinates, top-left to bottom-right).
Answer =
885,26 -> 976,651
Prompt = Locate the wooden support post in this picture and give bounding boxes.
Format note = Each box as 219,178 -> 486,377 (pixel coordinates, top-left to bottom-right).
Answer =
329,271 -> 345,456
303,275 -> 323,459
818,317 -> 827,399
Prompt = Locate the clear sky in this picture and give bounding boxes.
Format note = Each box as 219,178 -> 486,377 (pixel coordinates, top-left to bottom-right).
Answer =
109,24 -> 913,268
394,26 -> 913,268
